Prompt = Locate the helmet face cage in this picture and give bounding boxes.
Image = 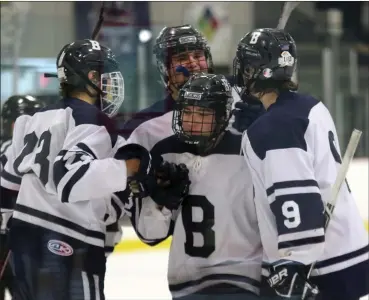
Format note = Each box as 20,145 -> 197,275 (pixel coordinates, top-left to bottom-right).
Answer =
154,27 -> 214,91
57,40 -> 125,117
172,75 -> 233,151
100,71 -> 124,117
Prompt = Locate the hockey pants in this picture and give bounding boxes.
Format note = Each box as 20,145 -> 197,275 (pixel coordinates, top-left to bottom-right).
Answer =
0,233 -> 15,300
8,219 -> 106,300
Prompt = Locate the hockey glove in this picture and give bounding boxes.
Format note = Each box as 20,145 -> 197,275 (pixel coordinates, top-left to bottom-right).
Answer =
115,143 -> 152,178
267,260 -> 319,299
115,143 -> 156,199
150,161 -> 190,210
232,95 -> 265,133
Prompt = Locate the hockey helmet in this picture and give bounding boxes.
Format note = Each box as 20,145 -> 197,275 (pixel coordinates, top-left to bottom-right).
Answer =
172,73 -> 233,152
56,39 -> 124,117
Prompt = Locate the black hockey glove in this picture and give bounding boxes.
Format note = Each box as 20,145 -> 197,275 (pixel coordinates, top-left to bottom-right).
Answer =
115,143 -> 152,179
267,260 -> 319,299
115,143 -> 156,198
150,161 -> 190,210
232,95 -> 265,133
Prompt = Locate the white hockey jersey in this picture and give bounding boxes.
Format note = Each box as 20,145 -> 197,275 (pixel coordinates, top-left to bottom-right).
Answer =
128,112 -> 263,298
0,98 -> 130,248
0,138 -> 13,233
241,91 -> 368,277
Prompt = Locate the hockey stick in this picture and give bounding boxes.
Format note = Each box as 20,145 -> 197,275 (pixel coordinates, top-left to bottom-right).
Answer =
277,2 -> 301,30
0,250 -> 10,280
44,2 -> 106,79
305,129 -> 362,283
91,2 -> 106,40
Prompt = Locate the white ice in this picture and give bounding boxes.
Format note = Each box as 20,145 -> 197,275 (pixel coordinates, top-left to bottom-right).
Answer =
4,249 -> 369,299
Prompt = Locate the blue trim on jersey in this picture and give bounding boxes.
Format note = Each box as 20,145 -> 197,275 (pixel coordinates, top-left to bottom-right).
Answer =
15,203 -> 105,241
39,97 -> 119,147
2,169 -> 21,185
315,245 -> 369,269
266,179 -> 319,196
60,164 -> 90,203
169,273 -> 260,292
75,143 -> 98,159
246,92 -> 320,160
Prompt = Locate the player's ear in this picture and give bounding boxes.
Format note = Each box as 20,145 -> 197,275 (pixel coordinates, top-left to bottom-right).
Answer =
88,71 -> 100,86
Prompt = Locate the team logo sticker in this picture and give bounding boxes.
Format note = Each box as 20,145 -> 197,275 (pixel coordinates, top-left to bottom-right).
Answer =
278,51 -> 295,67
47,240 -> 74,256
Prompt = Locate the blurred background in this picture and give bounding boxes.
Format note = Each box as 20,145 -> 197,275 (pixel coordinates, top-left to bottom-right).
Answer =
1,4 -> 368,299
0,1 -> 368,156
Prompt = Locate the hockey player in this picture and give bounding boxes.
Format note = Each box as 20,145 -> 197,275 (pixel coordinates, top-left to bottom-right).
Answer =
119,24 -> 212,138
118,24 -> 261,138
0,95 -> 46,300
234,28 -> 369,300
0,39 -> 187,300
128,73 -> 263,299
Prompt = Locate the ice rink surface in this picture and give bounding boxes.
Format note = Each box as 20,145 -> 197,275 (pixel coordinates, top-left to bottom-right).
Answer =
106,250 -> 369,300
4,248 -> 369,300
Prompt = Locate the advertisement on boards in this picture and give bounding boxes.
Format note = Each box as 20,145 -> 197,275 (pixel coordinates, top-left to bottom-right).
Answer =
183,2 -> 231,66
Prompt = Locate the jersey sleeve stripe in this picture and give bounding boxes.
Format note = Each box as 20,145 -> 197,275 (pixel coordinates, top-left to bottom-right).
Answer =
0,154 -> 7,168
15,203 -> 105,240
127,196 -> 172,246
1,169 -> 22,185
53,150 -> 68,187
266,179 -> 319,196
111,197 -> 123,220
279,235 -> 325,249
75,142 -> 98,159
60,164 -> 90,203
169,273 -> 260,295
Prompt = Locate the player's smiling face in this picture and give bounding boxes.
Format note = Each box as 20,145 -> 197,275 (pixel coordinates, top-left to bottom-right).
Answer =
181,105 -> 216,136
168,50 -> 208,87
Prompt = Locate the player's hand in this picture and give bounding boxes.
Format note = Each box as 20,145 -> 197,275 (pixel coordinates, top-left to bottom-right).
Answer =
232,95 -> 265,133
267,260 -> 319,299
150,161 -> 190,210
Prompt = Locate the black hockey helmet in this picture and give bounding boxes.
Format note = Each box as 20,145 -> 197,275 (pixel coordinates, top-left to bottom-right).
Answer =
56,39 -> 124,117
172,73 -> 233,152
233,28 -> 297,95
1,95 -> 46,139
153,25 -> 214,91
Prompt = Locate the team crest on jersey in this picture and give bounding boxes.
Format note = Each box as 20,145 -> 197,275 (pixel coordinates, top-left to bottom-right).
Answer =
47,240 -> 74,256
